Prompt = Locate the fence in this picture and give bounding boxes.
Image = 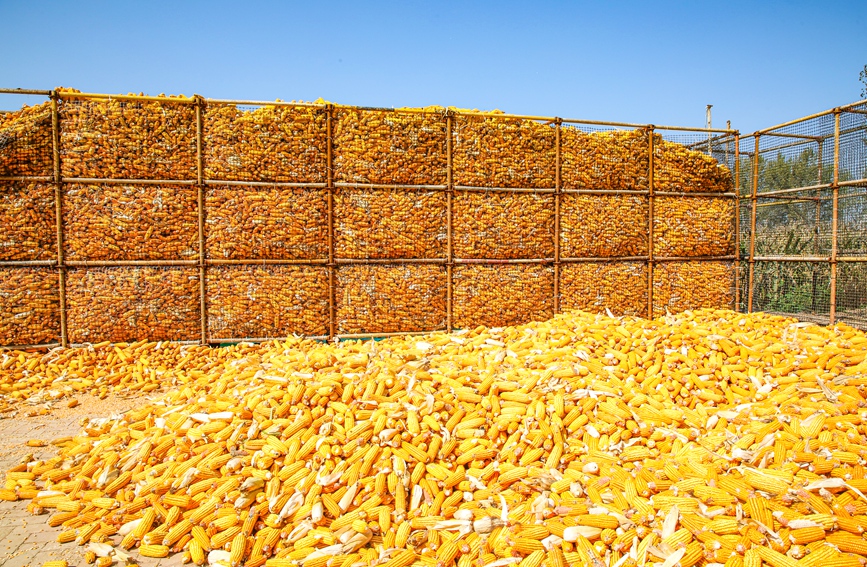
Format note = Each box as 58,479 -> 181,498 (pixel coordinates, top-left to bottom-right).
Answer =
0,88 -> 739,348
739,99 -> 867,329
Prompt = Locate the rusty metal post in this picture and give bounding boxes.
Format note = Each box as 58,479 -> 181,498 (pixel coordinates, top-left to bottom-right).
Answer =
195,96 -> 207,345
747,135 -> 759,313
446,111 -> 454,332
326,105 -> 336,340
50,91 -> 68,347
813,138 -> 823,314
733,132 -> 740,311
829,110 -> 841,324
647,126 -> 655,318
554,119 -> 562,314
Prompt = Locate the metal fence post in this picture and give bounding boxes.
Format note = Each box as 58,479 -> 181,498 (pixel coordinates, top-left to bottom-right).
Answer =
195,96 -> 207,345
647,126 -> 655,318
748,135 -> 759,313
446,111 -> 454,332
326,105 -> 336,340
829,109 -> 841,324
554,118 -> 562,314
49,91 -> 68,347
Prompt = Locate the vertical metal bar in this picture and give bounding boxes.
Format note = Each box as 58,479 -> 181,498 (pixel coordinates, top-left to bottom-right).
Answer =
326,105 -> 336,340
647,127 -> 655,318
733,132 -> 740,311
813,139 -> 823,314
748,135 -> 759,313
829,110 -> 841,324
446,112 -> 454,332
553,119 -> 561,314
50,92 -> 68,347
195,97 -> 207,345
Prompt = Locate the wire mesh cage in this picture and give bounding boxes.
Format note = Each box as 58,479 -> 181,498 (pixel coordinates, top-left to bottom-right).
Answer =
59,94 -> 197,181
453,114 -> 556,188
453,191 -> 554,259
560,125 -> 649,190
0,267 -> 60,346
560,194 -> 648,257
0,96 -> 53,178
752,191 -> 828,257
334,188 -> 446,259
652,261 -> 735,316
204,102 -> 327,183
750,261 -> 831,323
207,265 -> 328,340
63,183 -> 198,261
654,131 -> 734,193
654,196 -> 735,257
453,264 -> 554,329
206,185 -> 327,260
838,104 -> 866,183
65,266 -> 200,343
333,108 -> 447,185
835,261 -> 867,329
836,185 -> 867,258
560,262 -> 647,317
336,264 -> 447,334
0,180 -> 56,261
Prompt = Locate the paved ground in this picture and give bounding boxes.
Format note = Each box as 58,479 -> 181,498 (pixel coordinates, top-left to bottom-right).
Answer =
0,392 -> 185,567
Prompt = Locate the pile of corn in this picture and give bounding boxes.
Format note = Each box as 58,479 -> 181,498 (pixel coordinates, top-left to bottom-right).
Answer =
336,265 -> 447,334
654,137 -> 733,193
653,262 -> 736,317
59,91 -> 198,181
204,103 -> 327,183
333,109 -> 447,185
561,129 -> 650,190
561,195 -> 649,258
560,262 -> 648,317
654,198 -> 736,258
453,265 -> 554,329
65,267 -> 200,344
4,309 -> 867,567
207,266 -> 329,340
0,181 -> 56,261
334,190 -> 446,260
0,267 -> 60,346
0,101 -> 53,177
63,184 -> 199,261
206,187 -> 327,260
453,193 -> 554,259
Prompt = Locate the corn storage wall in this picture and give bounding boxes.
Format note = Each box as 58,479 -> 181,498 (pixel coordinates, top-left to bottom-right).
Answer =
0,88 -> 738,347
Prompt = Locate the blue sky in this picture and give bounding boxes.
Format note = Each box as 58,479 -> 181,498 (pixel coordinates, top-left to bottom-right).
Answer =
1,0 -> 865,134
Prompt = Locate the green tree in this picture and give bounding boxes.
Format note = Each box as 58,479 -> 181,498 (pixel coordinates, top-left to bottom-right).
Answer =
861,64 -> 867,98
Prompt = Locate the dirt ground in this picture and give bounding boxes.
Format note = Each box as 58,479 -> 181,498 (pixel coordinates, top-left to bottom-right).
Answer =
0,392 -> 185,567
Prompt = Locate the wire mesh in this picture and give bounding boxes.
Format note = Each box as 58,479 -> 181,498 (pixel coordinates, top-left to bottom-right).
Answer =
654,131 -> 734,193
453,191 -> 554,259
0,98 -> 53,178
206,186 -> 327,260
560,262 -> 647,317
453,115 -> 556,188
752,190 -> 830,257
65,266 -> 200,343
333,108 -> 447,185
63,183 -> 198,261
204,102 -> 327,183
835,262 -> 867,329
654,196 -> 736,257
836,185 -> 867,257
560,125 -> 648,190
560,194 -> 648,257
652,261 -> 735,316
839,104 -> 867,184
335,265 -> 447,334
452,264 -> 554,329
59,96 -> 197,180
738,139 -> 755,197
207,265 -> 328,339
750,261 -> 831,322
0,180 -> 56,261
0,267 -> 60,346
755,114 -> 834,196
334,188 -> 446,259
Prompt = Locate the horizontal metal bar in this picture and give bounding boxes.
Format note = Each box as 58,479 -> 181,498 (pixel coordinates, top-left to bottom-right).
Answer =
655,255 -> 737,262
757,131 -> 821,141
754,109 -> 837,135
56,91 -> 196,104
67,340 -> 201,348
561,188 -> 647,195
753,255 -> 829,262
753,183 -> 832,198
454,258 -> 554,264
335,258 -> 447,265
205,180 -> 328,188
652,124 -> 738,134
65,260 -> 198,267
455,185 -> 556,194
655,191 -> 738,198
755,137 -> 818,154
561,256 -> 648,263
0,176 -> 54,182
333,104 -> 445,116
337,330 -> 446,340
0,88 -> 52,96
0,260 -> 57,267
203,98 -> 326,109
456,110 -> 560,122
334,182 -> 447,191
207,336 -> 329,344
207,259 -> 328,266
63,177 -> 198,186
839,179 -> 867,188
837,256 -> 867,262
839,99 -> 867,112
0,342 -> 61,351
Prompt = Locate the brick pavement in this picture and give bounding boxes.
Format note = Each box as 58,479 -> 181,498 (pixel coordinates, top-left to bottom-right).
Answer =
0,394 -> 186,567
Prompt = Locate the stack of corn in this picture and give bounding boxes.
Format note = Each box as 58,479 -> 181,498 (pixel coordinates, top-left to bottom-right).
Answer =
561,195 -> 648,258
654,137 -> 733,193
653,262 -> 735,316
453,193 -> 554,259
0,181 -> 56,262
561,129 -> 650,190
0,267 -> 60,346
204,103 -> 326,183
560,262 -> 648,317
453,265 -> 554,329
65,267 -> 200,343
0,101 -> 53,177
4,309 -> 867,567
654,197 -> 736,258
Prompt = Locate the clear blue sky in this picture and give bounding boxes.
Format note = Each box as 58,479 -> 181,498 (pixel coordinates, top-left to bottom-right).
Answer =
1,0 -> 865,134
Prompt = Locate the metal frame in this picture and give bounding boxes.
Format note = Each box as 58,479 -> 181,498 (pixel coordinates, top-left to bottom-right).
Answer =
1,89 -> 741,349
